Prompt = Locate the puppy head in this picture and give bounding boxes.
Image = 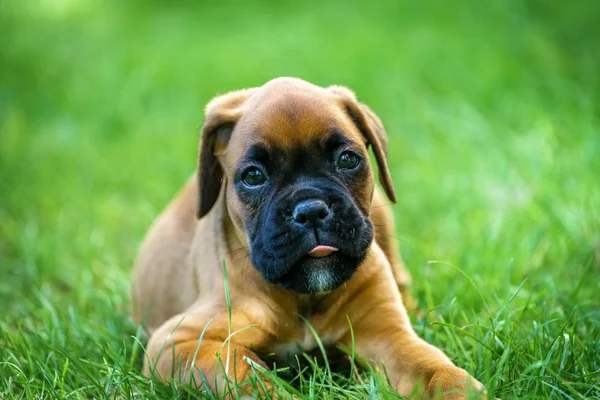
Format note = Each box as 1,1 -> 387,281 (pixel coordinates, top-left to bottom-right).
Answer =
198,78 -> 396,293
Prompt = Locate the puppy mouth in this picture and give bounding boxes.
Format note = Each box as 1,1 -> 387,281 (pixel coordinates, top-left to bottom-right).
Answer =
272,250 -> 364,293
251,220 -> 373,293
274,244 -> 341,279
307,245 -> 338,258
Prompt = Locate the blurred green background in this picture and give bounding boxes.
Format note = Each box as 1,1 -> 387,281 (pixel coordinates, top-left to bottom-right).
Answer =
1,0 -> 599,398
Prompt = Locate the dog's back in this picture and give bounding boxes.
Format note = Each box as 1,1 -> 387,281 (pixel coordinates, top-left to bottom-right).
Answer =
130,176 -> 199,329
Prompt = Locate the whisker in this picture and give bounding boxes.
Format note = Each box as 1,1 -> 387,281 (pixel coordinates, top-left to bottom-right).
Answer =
224,245 -> 250,256
369,203 -> 393,210
233,253 -> 252,263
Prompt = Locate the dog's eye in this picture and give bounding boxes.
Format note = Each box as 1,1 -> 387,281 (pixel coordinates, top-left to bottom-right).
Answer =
242,167 -> 267,186
337,151 -> 360,170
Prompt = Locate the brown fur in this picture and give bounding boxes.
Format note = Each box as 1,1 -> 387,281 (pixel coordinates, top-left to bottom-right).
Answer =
130,78 -> 490,398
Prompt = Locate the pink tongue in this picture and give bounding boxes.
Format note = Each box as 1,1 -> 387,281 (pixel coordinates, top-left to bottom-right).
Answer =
308,245 -> 338,258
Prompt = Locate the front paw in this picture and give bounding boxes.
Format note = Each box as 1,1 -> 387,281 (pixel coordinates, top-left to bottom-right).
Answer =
428,365 -> 487,399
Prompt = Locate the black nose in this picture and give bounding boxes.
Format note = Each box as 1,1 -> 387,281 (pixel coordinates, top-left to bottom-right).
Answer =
292,200 -> 330,228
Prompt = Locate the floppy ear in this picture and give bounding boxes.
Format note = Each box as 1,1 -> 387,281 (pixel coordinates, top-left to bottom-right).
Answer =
328,86 -> 397,203
197,88 -> 255,218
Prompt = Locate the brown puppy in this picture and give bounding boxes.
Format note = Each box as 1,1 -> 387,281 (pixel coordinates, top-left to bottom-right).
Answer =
131,78 -> 487,398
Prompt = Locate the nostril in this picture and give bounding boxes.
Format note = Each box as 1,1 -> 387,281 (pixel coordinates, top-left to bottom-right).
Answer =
317,208 -> 329,220
294,213 -> 307,224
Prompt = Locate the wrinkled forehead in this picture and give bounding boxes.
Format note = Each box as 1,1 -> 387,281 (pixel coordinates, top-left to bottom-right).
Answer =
227,92 -> 366,164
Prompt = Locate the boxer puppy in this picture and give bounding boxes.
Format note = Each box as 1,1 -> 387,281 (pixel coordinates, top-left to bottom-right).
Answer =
131,77 -> 489,399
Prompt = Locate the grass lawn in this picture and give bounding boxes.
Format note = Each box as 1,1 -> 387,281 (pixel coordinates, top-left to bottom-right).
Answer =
1,0 -> 599,398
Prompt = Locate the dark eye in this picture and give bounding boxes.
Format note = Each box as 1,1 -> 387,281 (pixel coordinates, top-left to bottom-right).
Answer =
242,167 -> 267,186
337,151 -> 360,170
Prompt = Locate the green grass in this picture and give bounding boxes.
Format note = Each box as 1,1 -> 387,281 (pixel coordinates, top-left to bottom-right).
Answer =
1,0 -> 599,398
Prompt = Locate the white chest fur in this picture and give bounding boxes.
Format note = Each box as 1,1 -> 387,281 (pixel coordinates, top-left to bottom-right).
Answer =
272,325 -> 345,357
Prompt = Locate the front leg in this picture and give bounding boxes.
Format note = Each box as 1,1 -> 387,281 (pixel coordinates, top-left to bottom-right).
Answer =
341,255 -> 487,398
144,308 -> 273,397
350,310 -> 485,398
